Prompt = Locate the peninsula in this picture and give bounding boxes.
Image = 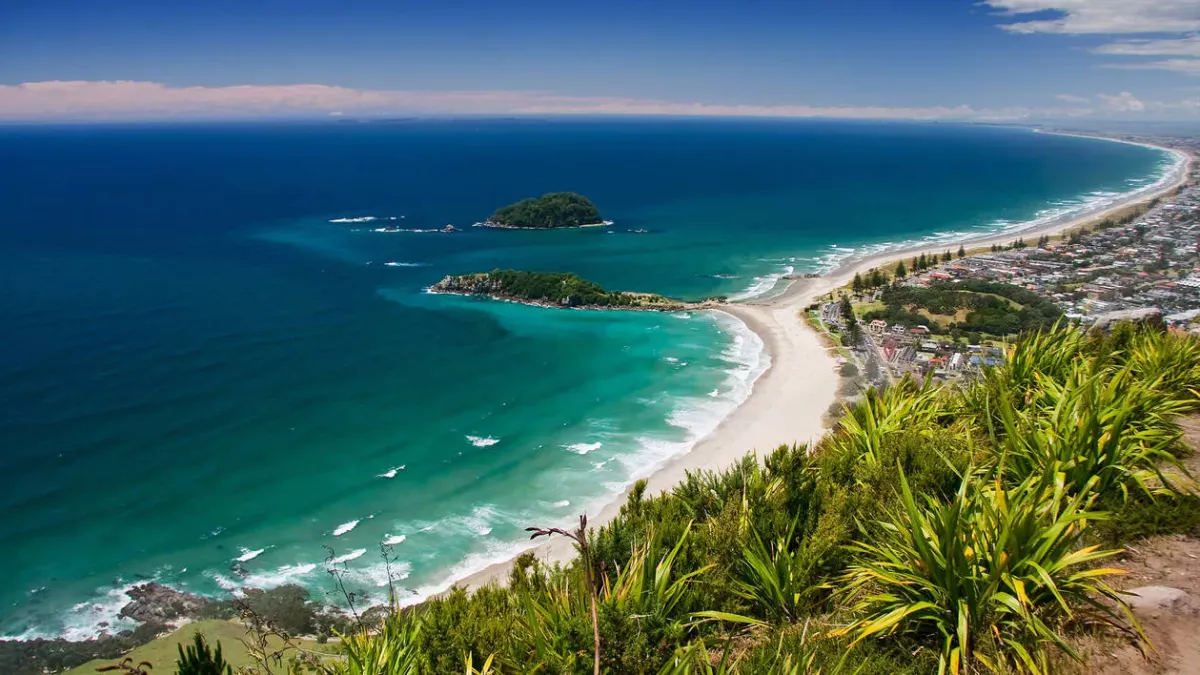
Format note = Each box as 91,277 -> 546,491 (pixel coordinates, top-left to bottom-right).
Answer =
430,269 -> 715,310
481,192 -> 611,229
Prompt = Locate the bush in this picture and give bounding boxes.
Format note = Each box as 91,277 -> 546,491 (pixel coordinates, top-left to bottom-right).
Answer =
1093,491 -> 1200,546
241,585 -> 318,637
175,632 -> 231,675
837,470 -> 1135,673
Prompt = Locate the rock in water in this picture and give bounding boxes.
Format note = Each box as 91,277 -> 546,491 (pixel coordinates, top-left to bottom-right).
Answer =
118,582 -> 210,623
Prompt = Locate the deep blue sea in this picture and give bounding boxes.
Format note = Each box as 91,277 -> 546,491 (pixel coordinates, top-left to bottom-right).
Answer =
0,119 -> 1173,639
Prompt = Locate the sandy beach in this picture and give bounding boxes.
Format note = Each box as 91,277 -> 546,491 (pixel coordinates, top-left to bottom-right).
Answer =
453,134 -> 1194,592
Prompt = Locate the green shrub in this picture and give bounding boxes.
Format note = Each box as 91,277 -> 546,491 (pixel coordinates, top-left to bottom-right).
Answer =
837,469 -> 1139,674
175,632 -> 231,675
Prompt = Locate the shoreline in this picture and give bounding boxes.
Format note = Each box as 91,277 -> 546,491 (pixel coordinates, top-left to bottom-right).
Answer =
474,219 -> 614,230
16,132 -> 1194,639
800,135 -> 1191,303
451,132 -> 1194,594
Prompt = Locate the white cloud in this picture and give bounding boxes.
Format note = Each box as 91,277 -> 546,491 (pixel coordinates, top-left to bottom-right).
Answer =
981,0 -> 1200,35
12,80 -> 1192,122
1097,91 -> 1146,112
1094,35 -> 1200,57
983,3 -> 1200,78
1104,59 -> 1200,75
0,79 -> 1011,121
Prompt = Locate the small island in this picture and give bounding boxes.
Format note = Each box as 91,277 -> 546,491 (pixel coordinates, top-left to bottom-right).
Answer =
430,270 -> 721,311
482,192 -> 612,230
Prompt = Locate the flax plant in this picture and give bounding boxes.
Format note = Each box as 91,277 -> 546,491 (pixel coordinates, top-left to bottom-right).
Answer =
994,365 -> 1189,500
833,377 -> 942,466
325,612 -> 421,675
723,521 -> 819,625
1123,328 -> 1200,403
836,468 -> 1140,675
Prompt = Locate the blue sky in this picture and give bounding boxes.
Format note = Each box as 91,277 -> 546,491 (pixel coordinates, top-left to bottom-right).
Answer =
1,0 -> 1198,120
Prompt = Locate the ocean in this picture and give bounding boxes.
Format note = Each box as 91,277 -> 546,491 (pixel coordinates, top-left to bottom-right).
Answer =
0,118 -> 1173,639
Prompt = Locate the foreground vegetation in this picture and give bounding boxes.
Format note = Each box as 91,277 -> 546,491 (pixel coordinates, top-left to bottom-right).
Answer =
487,192 -> 604,229
97,322 -> 1200,674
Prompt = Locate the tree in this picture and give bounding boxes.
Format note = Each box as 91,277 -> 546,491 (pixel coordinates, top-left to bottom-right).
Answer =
895,261 -> 907,280
852,272 -> 863,294
176,633 -> 231,675
918,253 -> 928,270
957,244 -> 966,259
942,250 -> 952,263
869,268 -> 885,288
840,296 -> 861,346
489,192 -> 602,229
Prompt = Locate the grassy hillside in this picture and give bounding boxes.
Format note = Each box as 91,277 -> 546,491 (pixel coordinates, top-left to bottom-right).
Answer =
860,279 -> 1062,338
65,620 -> 335,675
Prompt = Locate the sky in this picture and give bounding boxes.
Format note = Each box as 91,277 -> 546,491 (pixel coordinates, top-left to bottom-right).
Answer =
1,0 -> 1198,122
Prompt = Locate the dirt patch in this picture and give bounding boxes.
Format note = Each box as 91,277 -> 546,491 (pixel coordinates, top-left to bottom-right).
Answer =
1084,536 -> 1200,675
1081,415 -> 1200,674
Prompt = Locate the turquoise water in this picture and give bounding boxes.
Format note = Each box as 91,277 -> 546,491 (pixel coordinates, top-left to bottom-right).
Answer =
0,120 -> 1174,638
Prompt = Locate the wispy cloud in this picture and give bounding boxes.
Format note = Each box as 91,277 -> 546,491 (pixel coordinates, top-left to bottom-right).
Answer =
981,0 -> 1200,35
1054,93 -> 1091,103
1096,91 -> 1146,112
981,2 -> 1200,78
0,80 -> 1018,121
1103,58 -> 1200,75
1094,35 -> 1200,57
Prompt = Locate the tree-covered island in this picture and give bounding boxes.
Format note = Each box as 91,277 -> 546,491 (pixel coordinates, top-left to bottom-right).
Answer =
482,192 -> 610,229
430,270 -> 720,310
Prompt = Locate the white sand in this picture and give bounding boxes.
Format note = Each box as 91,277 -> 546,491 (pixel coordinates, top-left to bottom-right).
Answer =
451,135 -> 1194,591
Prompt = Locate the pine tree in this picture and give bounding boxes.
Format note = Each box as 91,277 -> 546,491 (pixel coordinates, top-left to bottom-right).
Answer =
942,250 -> 952,262
839,296 -> 860,346
957,244 -> 966,258
895,260 -> 907,279
852,272 -> 863,294
918,253 -> 928,270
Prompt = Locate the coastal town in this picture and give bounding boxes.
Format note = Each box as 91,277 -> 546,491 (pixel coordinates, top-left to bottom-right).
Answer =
817,138 -> 1200,388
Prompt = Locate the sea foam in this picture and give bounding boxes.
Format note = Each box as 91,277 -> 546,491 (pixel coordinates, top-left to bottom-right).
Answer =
378,465 -> 405,479
333,520 -> 360,536
466,435 -> 499,448
329,548 -> 368,565
209,562 -> 320,593
564,442 -> 602,455
729,265 -> 794,301
235,547 -> 266,562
